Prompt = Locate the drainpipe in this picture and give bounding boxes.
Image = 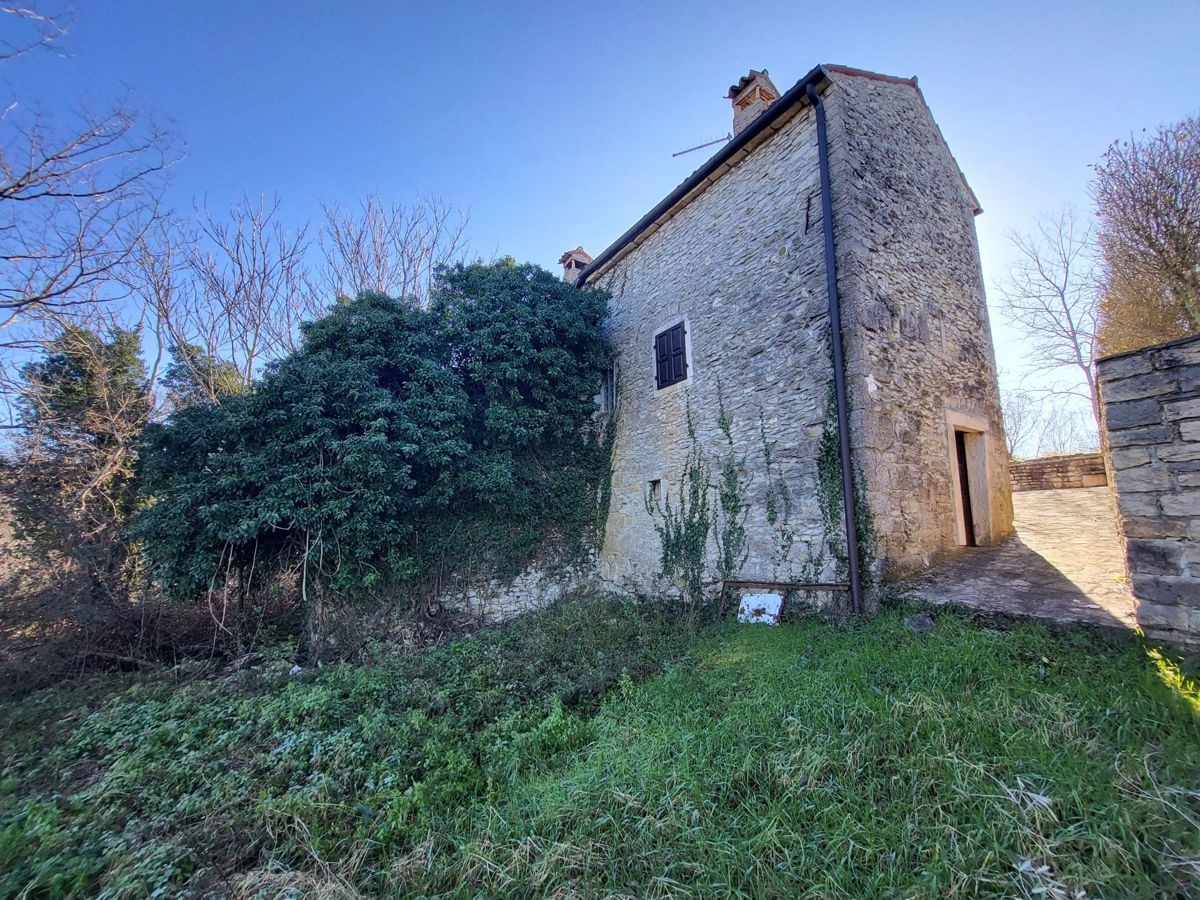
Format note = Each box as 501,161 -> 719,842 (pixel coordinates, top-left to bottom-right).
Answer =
807,79 -> 864,616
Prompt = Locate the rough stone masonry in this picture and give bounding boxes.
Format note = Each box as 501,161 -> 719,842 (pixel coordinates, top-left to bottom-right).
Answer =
580,65 -> 1012,596
1009,452 -> 1107,492
1098,332 -> 1200,647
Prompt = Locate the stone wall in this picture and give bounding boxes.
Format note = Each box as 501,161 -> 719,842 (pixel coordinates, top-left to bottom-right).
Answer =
437,558 -> 596,625
825,73 -> 1013,577
593,98 -> 838,591
1010,453 -> 1107,492
1097,333 -> 1200,646
587,68 -> 1012,594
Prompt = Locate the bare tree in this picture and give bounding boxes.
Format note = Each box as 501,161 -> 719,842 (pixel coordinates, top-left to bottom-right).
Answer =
319,194 -> 468,305
174,194 -> 319,388
0,2 -> 68,62
995,209 -> 1101,433
1036,407 -> 1098,456
1001,388 -> 1042,459
124,216 -> 237,411
0,3 -> 172,433
0,102 -> 170,340
0,3 -> 172,342
1093,113 -> 1200,354
127,216 -> 183,364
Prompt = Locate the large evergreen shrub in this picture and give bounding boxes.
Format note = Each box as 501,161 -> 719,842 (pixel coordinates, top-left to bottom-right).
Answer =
134,260 -> 611,648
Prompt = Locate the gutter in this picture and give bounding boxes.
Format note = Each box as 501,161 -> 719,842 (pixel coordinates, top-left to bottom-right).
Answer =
806,77 -> 865,616
577,63 -> 866,614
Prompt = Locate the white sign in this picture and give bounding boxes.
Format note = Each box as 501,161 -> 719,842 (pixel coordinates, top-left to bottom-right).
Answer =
737,592 -> 783,625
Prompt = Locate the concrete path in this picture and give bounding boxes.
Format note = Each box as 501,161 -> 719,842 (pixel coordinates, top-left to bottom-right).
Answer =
904,487 -> 1137,632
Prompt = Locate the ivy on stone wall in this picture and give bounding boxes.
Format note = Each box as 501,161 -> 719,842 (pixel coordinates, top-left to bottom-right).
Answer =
712,383 -> 750,585
645,407 -> 711,617
646,391 -> 810,617
759,412 -> 796,579
816,382 -> 876,591
644,379 -> 876,619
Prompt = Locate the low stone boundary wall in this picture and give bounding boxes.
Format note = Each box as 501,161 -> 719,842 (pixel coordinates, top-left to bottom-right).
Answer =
441,561 -> 594,625
1009,452 -> 1107,492
1097,333 -> 1200,647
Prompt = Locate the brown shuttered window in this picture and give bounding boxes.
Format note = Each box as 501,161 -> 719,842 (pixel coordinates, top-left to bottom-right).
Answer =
654,322 -> 688,389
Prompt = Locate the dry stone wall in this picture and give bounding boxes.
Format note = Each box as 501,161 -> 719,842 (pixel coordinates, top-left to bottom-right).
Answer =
436,558 -> 596,625
824,73 -> 1013,578
1010,453 -> 1107,492
1097,333 -> 1200,647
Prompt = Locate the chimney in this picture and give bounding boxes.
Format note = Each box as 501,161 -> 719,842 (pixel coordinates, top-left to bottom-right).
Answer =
726,69 -> 780,137
559,246 -> 592,284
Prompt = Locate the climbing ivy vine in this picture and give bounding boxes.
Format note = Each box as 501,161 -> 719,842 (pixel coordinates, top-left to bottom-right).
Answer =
816,382 -> 876,590
646,379 -> 876,620
645,407 -> 711,620
759,412 -> 797,579
712,383 -> 750,586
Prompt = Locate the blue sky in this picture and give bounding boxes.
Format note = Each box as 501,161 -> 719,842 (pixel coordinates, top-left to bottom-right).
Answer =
11,0 -> 1200,409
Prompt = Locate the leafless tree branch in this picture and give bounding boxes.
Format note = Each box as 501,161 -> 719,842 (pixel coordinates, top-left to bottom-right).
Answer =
995,208 -> 1102,435
170,194 -> 318,388
0,3 -> 69,62
319,193 -> 468,306
0,103 -> 172,335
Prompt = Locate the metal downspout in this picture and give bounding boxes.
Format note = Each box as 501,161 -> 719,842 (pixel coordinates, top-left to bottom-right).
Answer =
807,79 -> 865,616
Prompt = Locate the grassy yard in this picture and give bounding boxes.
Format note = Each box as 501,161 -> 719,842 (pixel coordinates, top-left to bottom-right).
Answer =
2,600 -> 1197,898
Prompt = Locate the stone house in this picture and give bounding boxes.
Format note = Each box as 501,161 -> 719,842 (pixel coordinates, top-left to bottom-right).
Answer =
563,64 -> 1013,604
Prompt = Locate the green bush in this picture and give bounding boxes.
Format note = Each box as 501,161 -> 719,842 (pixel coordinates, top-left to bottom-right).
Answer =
133,260 -> 612,649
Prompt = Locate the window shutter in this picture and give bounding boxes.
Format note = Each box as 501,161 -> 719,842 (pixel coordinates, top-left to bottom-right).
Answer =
654,323 -> 688,389
655,331 -> 670,388
669,323 -> 687,383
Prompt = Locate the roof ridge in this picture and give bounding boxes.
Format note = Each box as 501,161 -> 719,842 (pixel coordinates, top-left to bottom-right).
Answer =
823,64 -> 917,87
577,63 -> 981,284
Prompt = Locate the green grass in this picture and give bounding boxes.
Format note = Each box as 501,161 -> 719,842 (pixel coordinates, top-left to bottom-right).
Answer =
1,603 -> 1197,898
409,614 -> 1200,898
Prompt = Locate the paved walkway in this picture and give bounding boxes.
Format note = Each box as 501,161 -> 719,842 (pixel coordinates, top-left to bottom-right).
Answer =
904,487 -> 1137,632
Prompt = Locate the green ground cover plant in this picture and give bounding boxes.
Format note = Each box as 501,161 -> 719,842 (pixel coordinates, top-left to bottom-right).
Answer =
0,594 -> 693,897
1,601 -> 1197,898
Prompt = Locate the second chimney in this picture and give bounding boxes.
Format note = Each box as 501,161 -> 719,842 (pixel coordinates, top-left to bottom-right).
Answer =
559,246 -> 592,284
726,69 -> 781,137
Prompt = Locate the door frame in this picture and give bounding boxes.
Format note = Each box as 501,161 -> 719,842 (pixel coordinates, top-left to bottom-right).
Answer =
945,409 -> 992,547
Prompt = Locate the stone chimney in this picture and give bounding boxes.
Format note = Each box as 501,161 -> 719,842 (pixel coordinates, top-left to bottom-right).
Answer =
559,246 -> 592,284
726,69 -> 781,137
